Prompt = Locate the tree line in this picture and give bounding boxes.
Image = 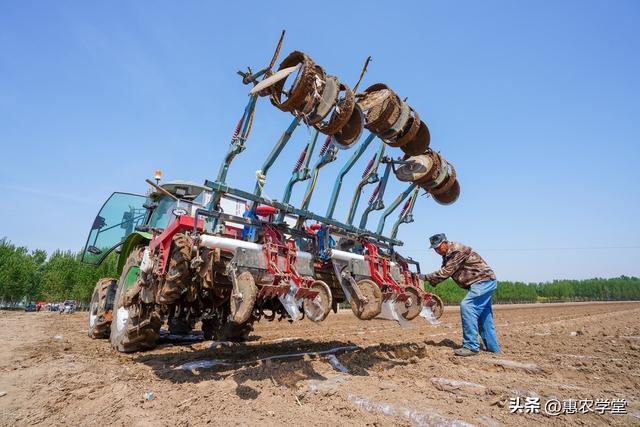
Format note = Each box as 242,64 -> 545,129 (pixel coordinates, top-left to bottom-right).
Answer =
1,237 -> 640,306
431,276 -> 640,304
0,238 -> 116,306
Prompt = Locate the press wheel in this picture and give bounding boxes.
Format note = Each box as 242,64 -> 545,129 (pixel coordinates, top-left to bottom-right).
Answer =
303,280 -> 333,322
229,271 -> 258,324
350,279 -> 382,320
401,287 -> 423,320
424,293 -> 444,319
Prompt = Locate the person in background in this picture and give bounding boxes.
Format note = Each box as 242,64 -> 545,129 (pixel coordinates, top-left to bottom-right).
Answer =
423,233 -> 501,356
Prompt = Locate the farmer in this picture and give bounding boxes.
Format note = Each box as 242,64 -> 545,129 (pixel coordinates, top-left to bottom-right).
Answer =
423,233 -> 501,356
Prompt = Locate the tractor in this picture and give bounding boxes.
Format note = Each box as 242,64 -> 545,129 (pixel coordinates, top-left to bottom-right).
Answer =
83,34 -> 450,353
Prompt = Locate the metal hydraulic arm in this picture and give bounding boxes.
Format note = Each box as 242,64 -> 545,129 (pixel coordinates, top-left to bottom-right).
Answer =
376,183 -> 418,236
203,179 -> 403,247
276,129 -> 320,222
389,185 -> 419,239
251,117 -> 301,200
210,95 -> 257,202
325,133 -> 376,219
346,142 -> 385,225
358,162 -> 392,229
294,137 -> 339,227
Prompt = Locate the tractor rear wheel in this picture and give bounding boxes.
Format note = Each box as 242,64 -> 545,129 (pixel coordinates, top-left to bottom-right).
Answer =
110,247 -> 161,353
88,277 -> 117,339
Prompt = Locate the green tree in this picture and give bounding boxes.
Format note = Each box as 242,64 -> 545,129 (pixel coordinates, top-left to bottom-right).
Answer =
0,239 -> 38,305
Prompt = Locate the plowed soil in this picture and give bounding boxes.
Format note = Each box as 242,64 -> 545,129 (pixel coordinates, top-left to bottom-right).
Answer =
1,302 -> 639,426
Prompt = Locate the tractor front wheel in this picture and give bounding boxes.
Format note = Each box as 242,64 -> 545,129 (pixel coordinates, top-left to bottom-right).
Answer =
110,247 -> 161,353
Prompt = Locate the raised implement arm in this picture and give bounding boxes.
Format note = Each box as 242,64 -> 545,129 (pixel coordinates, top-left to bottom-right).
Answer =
376,183 -> 418,235
358,162 -> 392,229
300,138 -> 338,211
325,133 -> 376,219
389,185 -> 420,239
252,117 -> 301,199
208,94 -> 258,212
208,31 -> 286,213
276,129 -> 320,222
346,142 -> 385,225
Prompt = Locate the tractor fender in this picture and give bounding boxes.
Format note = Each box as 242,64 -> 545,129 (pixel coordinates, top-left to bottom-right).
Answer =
116,231 -> 152,275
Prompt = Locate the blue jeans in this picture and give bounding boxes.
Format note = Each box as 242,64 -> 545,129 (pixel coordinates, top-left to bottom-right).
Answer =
460,279 -> 501,352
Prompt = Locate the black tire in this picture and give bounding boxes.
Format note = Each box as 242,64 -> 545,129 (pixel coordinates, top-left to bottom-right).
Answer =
220,321 -> 253,342
88,277 -> 116,339
168,317 -> 193,335
110,247 -> 161,353
201,318 -> 216,341
202,318 -> 253,342
158,233 -> 193,305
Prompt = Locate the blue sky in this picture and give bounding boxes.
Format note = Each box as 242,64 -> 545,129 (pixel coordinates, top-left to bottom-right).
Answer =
1,1 -> 638,282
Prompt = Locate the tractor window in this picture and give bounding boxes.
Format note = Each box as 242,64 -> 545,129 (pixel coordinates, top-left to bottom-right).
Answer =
148,196 -> 193,229
81,192 -> 147,265
148,196 -> 175,229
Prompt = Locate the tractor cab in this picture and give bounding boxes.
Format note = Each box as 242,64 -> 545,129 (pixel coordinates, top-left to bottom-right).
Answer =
146,181 -> 210,230
81,181 -> 208,266
81,180 -> 248,266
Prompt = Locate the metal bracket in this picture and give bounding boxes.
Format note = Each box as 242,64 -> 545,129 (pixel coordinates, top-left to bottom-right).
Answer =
227,261 -> 243,301
341,268 -> 367,304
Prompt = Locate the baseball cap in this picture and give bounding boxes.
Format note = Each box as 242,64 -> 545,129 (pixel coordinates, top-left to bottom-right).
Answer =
429,233 -> 447,249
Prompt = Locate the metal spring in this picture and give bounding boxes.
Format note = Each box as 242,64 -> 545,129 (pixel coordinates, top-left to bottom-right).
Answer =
293,145 -> 307,172
319,135 -> 331,156
230,117 -> 243,143
368,184 -> 380,204
399,198 -> 411,217
362,154 -> 376,178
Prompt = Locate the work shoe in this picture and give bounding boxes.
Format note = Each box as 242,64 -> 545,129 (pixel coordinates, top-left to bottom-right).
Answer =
453,347 -> 479,357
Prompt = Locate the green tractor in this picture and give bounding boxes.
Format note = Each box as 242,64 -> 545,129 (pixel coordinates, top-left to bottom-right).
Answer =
83,180 -> 254,352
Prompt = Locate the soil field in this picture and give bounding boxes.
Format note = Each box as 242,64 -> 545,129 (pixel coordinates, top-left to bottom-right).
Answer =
1,301 -> 639,426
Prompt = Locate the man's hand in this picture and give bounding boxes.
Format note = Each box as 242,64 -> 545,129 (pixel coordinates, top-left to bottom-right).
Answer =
419,274 -> 437,288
